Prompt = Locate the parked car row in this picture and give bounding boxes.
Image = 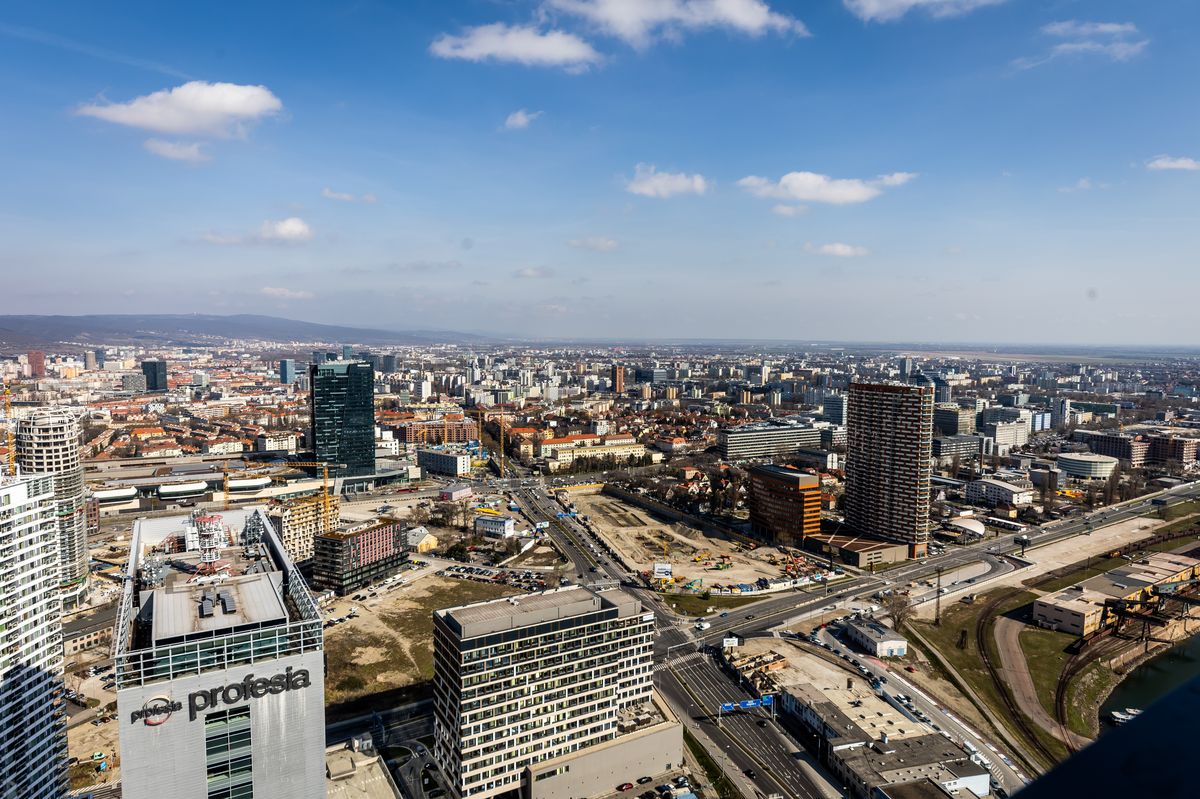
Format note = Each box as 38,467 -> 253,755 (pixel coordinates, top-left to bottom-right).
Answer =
617,774 -> 691,797
440,565 -> 548,592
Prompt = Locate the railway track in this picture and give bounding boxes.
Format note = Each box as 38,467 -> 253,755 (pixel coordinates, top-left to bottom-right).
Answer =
975,588 -> 1060,771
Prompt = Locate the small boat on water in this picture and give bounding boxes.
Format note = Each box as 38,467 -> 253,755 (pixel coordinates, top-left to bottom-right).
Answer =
1124,708 -> 1142,716
1110,710 -> 1135,725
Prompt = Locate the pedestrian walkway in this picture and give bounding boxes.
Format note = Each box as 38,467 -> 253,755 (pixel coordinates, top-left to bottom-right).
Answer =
993,616 -> 1092,750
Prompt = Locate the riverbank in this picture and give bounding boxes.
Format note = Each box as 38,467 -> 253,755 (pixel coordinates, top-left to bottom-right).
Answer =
1092,604 -> 1200,731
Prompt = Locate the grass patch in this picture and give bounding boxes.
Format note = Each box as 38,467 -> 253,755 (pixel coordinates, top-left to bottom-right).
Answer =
684,729 -> 744,799
1017,626 -> 1074,718
1159,499 -> 1200,521
69,763 -> 103,790
662,593 -> 762,617
909,589 -> 1070,767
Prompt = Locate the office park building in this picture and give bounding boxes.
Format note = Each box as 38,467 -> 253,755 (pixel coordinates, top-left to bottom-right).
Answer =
114,507 -> 325,799
432,586 -> 682,799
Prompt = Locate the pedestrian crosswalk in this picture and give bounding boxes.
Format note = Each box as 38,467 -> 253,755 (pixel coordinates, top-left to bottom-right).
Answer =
658,651 -> 703,670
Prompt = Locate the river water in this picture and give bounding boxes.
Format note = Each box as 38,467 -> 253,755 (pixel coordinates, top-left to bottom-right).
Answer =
1099,632 -> 1200,725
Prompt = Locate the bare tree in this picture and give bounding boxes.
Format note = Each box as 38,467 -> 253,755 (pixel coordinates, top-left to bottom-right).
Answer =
883,594 -> 915,631
409,505 -> 431,527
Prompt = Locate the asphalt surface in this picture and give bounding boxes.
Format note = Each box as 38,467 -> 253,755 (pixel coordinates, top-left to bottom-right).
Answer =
510,478 -> 1200,798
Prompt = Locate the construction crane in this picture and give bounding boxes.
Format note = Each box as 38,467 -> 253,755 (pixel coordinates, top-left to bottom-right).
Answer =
2,387 -> 16,476
221,458 -> 343,532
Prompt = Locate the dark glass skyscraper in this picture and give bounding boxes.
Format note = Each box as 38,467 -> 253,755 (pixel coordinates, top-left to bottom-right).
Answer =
140,359 -> 167,392
309,361 -> 375,476
279,358 -> 296,384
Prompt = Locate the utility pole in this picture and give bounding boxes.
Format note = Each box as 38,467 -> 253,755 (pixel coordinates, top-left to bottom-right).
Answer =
935,566 -> 944,627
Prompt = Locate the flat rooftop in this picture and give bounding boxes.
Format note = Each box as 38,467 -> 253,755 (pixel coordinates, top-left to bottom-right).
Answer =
437,585 -> 645,640
325,747 -> 402,799
846,617 -> 906,644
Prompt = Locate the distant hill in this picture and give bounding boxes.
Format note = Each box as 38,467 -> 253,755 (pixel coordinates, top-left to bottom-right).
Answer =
0,314 -> 489,349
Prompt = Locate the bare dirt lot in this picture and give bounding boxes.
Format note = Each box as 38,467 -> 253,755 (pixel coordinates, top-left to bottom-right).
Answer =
573,493 -> 800,590
323,571 -> 519,720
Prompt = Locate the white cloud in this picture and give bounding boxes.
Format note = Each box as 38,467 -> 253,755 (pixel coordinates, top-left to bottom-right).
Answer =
843,0 -> 1004,23
76,80 -> 282,137
204,217 -> 314,246
514,266 -> 555,278
1041,21 -> 1138,38
1015,20 -> 1148,70
546,0 -> 807,47
430,23 -> 600,69
1058,178 -> 1091,192
807,242 -> 869,258
260,217 -> 313,242
1146,155 -> 1200,171
738,170 -> 916,205
625,163 -> 709,198
322,187 -> 378,203
504,109 -> 544,130
259,286 -> 314,300
771,204 -> 807,217
569,236 -> 619,251
143,138 -> 209,162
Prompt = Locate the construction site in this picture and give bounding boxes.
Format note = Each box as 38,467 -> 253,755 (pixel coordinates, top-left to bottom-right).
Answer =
572,491 -> 835,595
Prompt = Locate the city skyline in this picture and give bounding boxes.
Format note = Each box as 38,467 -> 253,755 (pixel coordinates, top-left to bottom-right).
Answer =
3,1 -> 1198,343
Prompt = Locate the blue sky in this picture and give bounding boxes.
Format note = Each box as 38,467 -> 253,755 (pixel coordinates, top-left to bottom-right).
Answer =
2,0 -> 1198,343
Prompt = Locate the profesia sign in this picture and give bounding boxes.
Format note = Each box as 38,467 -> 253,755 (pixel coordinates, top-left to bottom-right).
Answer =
188,666 -> 311,721
129,667 -> 312,724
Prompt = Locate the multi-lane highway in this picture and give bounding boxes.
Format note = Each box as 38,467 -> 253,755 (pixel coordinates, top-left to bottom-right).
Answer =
510,478 -> 1200,798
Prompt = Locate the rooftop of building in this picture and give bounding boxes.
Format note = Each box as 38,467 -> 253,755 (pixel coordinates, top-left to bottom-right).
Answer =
1056,452 -> 1120,463
749,464 -> 821,487
803,532 -> 909,554
436,584 -> 645,640
119,506 -> 318,655
839,733 -> 984,791
325,743 -> 403,799
845,617 -> 906,644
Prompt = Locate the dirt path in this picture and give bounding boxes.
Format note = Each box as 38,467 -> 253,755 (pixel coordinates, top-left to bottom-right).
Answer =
993,616 -> 1091,750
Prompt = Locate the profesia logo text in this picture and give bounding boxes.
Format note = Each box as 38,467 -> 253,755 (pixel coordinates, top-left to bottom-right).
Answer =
128,667 -> 312,724
188,667 -> 311,721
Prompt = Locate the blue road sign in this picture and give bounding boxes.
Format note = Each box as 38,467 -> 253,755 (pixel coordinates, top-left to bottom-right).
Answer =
739,699 -> 761,710
720,703 -> 736,713
762,695 -> 773,706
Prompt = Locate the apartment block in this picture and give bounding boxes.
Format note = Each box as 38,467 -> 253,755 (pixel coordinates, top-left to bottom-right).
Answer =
266,494 -> 341,567
844,382 -> 934,557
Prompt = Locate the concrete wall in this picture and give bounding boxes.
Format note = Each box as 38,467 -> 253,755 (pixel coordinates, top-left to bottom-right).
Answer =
118,650 -> 326,799
526,722 -> 683,799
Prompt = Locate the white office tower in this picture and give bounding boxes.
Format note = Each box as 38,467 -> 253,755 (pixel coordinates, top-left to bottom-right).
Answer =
114,507 -> 325,799
0,474 -> 68,799
433,586 -> 682,799
16,408 -> 89,608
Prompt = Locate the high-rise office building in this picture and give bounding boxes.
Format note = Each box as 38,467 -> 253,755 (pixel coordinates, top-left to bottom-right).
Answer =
310,350 -> 325,365
432,586 -> 679,799
611,364 -> 625,394
94,347 -> 106,367
381,354 -> 398,373
278,359 -> 296,384
340,344 -> 354,360
845,381 -> 934,557
17,408 -> 89,608
141,359 -> 168,392
0,473 -> 68,799
899,357 -> 914,379
1051,397 -> 1072,429
114,508 -> 325,799
309,361 -> 375,476
747,464 -> 821,546
933,403 -> 975,436
84,350 -> 97,371
123,372 -> 148,393
823,393 -> 847,425
27,350 -> 46,378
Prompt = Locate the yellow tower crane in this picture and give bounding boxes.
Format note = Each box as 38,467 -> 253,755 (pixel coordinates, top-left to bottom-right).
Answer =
221,458 -> 343,533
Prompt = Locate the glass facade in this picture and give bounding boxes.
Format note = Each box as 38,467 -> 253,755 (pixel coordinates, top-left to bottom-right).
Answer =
309,361 -> 375,477
205,706 -> 254,799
